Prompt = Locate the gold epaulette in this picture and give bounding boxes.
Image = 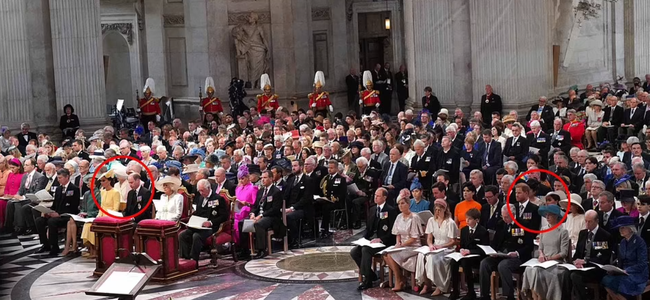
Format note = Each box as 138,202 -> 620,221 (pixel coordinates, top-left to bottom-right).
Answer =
374,90 -> 380,95
273,94 -> 279,99
308,93 -> 313,98
256,94 -> 263,99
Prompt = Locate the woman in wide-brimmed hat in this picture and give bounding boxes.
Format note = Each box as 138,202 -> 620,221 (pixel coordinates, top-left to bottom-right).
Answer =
154,175 -> 184,222
585,99 -> 605,150
560,193 -> 586,248
521,204 -> 570,300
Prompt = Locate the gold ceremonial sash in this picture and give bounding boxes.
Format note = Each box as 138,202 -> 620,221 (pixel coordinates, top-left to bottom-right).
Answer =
139,97 -> 155,109
262,96 -> 275,108
315,92 -> 327,102
363,91 -> 376,101
203,98 -> 218,108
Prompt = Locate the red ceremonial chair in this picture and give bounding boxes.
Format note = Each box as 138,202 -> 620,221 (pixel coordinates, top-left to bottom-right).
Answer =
203,190 -> 238,265
135,219 -> 197,281
91,217 -> 135,276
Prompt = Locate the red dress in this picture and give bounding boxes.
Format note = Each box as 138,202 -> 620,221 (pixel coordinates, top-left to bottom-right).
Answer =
563,120 -> 585,149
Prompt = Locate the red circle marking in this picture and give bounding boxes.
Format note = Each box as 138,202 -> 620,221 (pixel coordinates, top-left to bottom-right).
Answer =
90,155 -> 155,220
505,168 -> 571,234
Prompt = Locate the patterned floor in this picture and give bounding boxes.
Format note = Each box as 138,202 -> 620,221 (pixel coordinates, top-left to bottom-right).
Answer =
0,229 -> 451,300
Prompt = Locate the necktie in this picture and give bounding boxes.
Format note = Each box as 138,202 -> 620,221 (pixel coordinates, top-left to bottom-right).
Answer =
603,213 -> 609,225
585,231 -> 594,258
376,206 -> 381,218
639,217 -> 646,230
45,178 -> 54,192
262,187 -> 268,201
593,199 -> 598,208
470,228 -> 474,236
512,137 -> 517,146
25,173 -> 32,188
490,205 -> 496,218
386,163 -> 395,185
632,108 -> 636,118
519,205 -> 525,218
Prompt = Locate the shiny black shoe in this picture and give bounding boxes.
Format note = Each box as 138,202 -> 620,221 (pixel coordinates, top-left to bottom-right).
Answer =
359,281 -> 373,290
36,246 -> 51,254
254,251 -> 267,259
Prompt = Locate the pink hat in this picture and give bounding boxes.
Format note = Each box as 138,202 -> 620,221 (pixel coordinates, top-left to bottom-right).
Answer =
9,158 -> 21,166
434,199 -> 448,209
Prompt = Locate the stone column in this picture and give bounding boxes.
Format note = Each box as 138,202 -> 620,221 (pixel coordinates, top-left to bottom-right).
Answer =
404,0 -> 472,111
626,0 -> 650,77
185,0 -> 209,102
207,0 -> 231,102
269,0 -> 295,98
49,0 -> 107,127
292,0 -> 313,97
144,0 -> 167,97
0,0 -> 34,127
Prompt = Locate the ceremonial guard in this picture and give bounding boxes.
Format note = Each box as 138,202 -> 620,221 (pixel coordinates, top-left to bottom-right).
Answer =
200,77 -> 224,123
138,78 -> 161,127
256,74 -> 279,114
309,71 -> 333,117
359,70 -> 380,115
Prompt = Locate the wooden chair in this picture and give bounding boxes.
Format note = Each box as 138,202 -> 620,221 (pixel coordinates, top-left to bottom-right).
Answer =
248,200 -> 289,256
357,254 -> 386,283
178,187 -> 193,224
204,190 -> 238,265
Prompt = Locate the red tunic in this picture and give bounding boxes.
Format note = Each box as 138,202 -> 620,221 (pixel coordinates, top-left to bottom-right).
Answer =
308,91 -> 332,110
563,121 -> 585,150
361,89 -> 380,107
139,97 -> 161,115
201,97 -> 224,114
257,94 -> 279,112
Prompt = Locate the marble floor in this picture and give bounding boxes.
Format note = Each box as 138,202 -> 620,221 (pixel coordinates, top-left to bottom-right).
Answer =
0,229 -> 454,300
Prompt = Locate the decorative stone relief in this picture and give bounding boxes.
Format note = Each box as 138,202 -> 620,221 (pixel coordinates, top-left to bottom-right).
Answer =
312,8 -> 331,21
228,12 -> 270,25
232,12 -> 271,87
101,23 -> 134,45
164,15 -> 185,26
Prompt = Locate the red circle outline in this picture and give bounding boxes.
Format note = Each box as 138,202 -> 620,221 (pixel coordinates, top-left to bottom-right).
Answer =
505,168 -> 571,234
90,155 -> 155,220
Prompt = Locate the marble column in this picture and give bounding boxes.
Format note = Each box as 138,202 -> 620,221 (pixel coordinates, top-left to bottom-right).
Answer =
329,0 -> 350,111
185,0 -> 209,102
469,0 -> 551,110
144,0 -> 167,97
49,0 -> 107,127
207,0 -> 231,102
404,0 -> 472,110
269,0 -> 295,98
0,0 -> 34,127
291,0 -> 313,97
626,0 -> 650,77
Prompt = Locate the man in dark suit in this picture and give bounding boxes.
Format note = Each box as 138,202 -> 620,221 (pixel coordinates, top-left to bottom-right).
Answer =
481,130 -> 502,185
481,185 -> 503,231
619,97 -> 644,137
581,179 -> 604,212
4,158 -> 46,235
318,160 -> 348,238
597,191 -> 623,234
394,65 -> 408,112
246,170 -> 284,259
421,86 -> 441,117
214,168 -> 236,196
503,123 -> 529,171
514,183 -> 541,231
449,208 -> 489,300
431,182 -> 460,216
350,157 -> 380,229
118,140 -> 140,165
569,210 -> 613,300
271,165 -> 286,193
549,118 -> 572,166
179,179 -> 229,264
379,62 -> 393,114
480,85 -> 502,126
350,188 -> 397,290
345,68 -> 360,113
526,121 -> 551,166
479,204 -> 534,300
15,123 -> 38,155
34,169 -> 80,256
123,173 -> 153,223
285,160 -> 314,247
526,96 -> 555,130
599,96 -> 624,143
72,139 -> 90,161
410,139 -> 436,193
381,148 -> 408,205
438,136 -> 461,186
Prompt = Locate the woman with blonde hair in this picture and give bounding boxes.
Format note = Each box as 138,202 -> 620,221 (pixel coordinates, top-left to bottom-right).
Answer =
415,199 -> 458,296
154,176 -> 184,222
384,197 -> 424,292
81,169 -> 121,258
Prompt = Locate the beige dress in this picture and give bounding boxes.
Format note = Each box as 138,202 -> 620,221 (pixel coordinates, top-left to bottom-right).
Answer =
388,213 -> 424,272
522,225 -> 570,300
415,217 -> 458,290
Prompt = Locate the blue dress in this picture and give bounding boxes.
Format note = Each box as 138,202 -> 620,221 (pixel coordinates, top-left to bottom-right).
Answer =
601,234 -> 649,296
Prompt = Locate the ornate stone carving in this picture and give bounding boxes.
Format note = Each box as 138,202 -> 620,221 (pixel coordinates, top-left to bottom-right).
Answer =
232,12 -> 271,87
164,15 -> 185,26
347,1 -> 354,21
228,12 -> 270,25
312,8 -> 331,21
101,23 -> 134,45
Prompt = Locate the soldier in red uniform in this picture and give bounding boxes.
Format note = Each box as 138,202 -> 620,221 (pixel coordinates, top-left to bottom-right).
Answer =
309,71 -> 333,117
257,73 -> 279,114
359,70 -> 380,115
139,78 -> 161,127
200,77 -> 224,123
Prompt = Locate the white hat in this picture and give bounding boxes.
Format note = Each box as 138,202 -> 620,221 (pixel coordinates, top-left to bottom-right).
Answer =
560,193 -> 584,213
362,71 -> 373,89
183,164 -> 200,174
260,73 -> 272,91
155,176 -> 182,193
143,78 -> 156,95
439,108 -> 449,116
204,77 -> 215,94
314,71 -> 325,88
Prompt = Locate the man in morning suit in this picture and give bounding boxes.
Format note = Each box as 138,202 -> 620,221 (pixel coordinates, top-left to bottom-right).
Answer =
514,183 -> 542,232
350,157 -> 380,229
350,188 -> 397,290
410,139 -> 435,195
249,170 -> 284,259
285,160 -> 314,248
526,96 -> 555,130
318,160 -> 348,238
35,169 -> 80,256
619,97 -> 644,137
481,185 -> 503,231
527,121 -> 550,166
598,95 -> 624,143
569,210 -> 613,300
549,118 -> 572,166
597,191 -> 622,234
479,204 -> 535,300
179,179 -> 229,264
123,173 -> 153,223
480,130 -> 502,185
381,148 -> 408,206
503,123 -> 529,172
449,208 -> 489,300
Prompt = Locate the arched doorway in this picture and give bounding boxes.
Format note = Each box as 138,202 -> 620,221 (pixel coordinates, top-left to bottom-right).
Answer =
103,31 -> 132,108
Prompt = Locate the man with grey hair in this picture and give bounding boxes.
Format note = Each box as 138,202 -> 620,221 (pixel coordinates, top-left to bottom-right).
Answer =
499,174 -> 515,204
350,156 -> 380,229
620,97 -> 644,137
179,178 -> 228,264
526,120 -> 550,165
503,122 -> 529,171
410,139 -> 434,194
361,147 -> 382,172
370,140 -> 388,167
15,123 -> 37,155
597,191 -> 623,231
214,167 -> 236,196
526,96 -> 554,126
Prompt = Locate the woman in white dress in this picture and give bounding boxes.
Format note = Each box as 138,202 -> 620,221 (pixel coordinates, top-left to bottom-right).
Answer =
521,205 -> 571,300
585,99 -> 604,150
552,97 -> 567,118
384,197 -> 424,292
415,199 -> 458,296
560,193 -> 586,249
154,176 -> 184,222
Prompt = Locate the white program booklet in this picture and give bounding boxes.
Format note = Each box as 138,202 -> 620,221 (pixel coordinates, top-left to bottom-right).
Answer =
351,238 -> 385,249
32,205 -> 55,214
592,263 -> 628,275
62,214 -> 95,223
521,258 -> 559,269
477,245 -> 510,257
558,263 -> 595,272
445,252 -> 479,262
242,219 -> 256,233
181,216 -> 209,230
106,210 -> 123,217
414,245 -> 447,255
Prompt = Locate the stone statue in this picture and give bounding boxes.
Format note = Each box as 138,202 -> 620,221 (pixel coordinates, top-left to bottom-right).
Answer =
232,12 -> 270,87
